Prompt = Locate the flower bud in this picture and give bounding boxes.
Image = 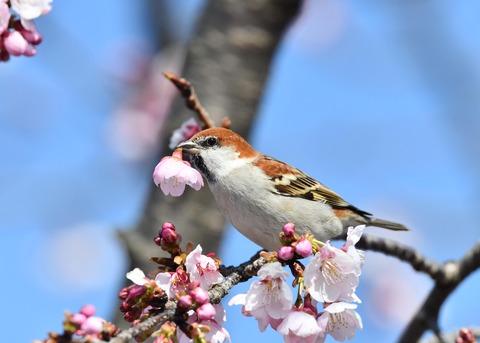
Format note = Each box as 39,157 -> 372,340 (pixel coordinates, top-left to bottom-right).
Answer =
178,295 -> 193,309
13,21 -> 43,45
119,301 -> 130,312
128,284 -> 147,299
3,31 -> 28,56
283,223 -> 296,237
70,313 -> 87,326
190,287 -> 209,304
161,228 -> 178,244
162,222 -> 176,231
196,303 -> 216,321
81,316 -> 104,335
154,236 -> 162,246
118,287 -> 129,300
278,246 -> 295,260
80,304 -> 96,317
295,238 -> 313,258
456,328 -> 476,343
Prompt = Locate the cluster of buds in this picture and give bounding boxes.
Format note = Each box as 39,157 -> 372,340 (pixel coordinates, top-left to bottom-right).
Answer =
277,223 -> 314,260
119,270 -> 167,323
121,223 -> 228,342
154,222 -> 182,255
0,0 -> 52,61
177,281 -> 216,322
64,305 -> 118,340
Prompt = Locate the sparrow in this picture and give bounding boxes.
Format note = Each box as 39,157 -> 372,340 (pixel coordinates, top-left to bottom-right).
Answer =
177,127 -> 408,251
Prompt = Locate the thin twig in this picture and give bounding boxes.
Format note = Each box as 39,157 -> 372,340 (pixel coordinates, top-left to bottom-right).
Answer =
162,72 -> 217,129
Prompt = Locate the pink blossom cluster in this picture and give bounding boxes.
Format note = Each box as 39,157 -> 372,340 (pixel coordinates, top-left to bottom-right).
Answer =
229,224 -> 365,343
123,223 -> 229,342
67,304 -> 118,340
0,0 -> 52,61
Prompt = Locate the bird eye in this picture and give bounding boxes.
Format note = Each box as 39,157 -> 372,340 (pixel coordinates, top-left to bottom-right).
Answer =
206,137 -> 218,147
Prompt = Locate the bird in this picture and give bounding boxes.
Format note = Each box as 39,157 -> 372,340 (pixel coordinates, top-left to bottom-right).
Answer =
176,127 -> 408,251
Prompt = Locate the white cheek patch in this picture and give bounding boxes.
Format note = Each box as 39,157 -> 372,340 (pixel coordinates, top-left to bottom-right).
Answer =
202,147 -> 255,178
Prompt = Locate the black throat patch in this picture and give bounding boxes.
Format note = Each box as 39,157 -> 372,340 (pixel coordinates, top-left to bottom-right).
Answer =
192,155 -> 216,183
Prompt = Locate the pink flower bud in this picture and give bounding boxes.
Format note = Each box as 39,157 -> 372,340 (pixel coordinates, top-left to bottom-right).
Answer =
23,44 -> 36,57
154,236 -> 162,246
118,287 -> 129,300
80,304 -> 96,317
70,313 -> 87,326
81,316 -> 104,335
3,31 -> 28,56
161,228 -> 178,244
13,21 -> 43,45
196,303 -> 216,321
190,287 -> 209,304
456,328 -> 476,343
178,295 -> 193,309
128,284 -> 147,299
278,246 -> 295,260
283,223 -> 296,237
162,222 -> 176,231
295,238 -> 313,258
119,301 -> 130,312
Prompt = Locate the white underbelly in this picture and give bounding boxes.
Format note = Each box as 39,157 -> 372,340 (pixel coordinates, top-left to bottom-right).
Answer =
209,181 -> 342,251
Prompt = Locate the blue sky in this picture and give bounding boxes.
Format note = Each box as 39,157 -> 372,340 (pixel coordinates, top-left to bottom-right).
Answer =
1,1 -> 480,342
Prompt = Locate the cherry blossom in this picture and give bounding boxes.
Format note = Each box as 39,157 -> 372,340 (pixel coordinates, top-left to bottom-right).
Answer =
185,244 -> 223,289
317,302 -> 363,341
126,267 -> 149,286
343,225 -> 365,271
155,270 -> 189,298
203,320 -> 231,343
169,117 -> 201,149
229,262 -> 292,332
304,242 -> 360,303
153,150 -> 204,196
304,226 -> 365,303
276,310 -> 322,343
10,0 -> 52,21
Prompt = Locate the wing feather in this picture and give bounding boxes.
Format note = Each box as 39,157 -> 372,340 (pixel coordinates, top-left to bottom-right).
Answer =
253,156 -> 372,216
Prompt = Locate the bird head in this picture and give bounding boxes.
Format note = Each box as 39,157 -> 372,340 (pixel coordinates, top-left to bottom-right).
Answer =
176,128 -> 257,183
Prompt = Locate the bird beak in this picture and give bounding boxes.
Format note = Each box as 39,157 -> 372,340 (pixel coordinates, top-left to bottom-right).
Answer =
176,141 -> 201,154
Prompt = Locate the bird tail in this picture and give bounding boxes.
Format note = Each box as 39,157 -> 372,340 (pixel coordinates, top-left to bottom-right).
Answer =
366,217 -> 409,231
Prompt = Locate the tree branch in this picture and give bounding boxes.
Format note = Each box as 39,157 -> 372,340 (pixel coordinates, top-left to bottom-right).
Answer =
398,241 -> 480,343
357,233 -> 444,282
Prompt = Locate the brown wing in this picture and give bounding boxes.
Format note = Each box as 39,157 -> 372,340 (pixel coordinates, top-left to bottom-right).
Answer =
254,156 -> 372,216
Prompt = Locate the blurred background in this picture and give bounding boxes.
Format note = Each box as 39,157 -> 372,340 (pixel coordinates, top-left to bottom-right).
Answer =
1,0 -> 480,342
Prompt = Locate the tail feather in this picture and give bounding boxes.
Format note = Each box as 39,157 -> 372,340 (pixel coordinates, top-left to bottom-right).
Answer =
366,217 -> 409,231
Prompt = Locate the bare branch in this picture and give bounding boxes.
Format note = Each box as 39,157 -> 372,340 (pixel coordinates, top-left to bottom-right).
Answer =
398,241 -> 480,343
357,233 -> 444,281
